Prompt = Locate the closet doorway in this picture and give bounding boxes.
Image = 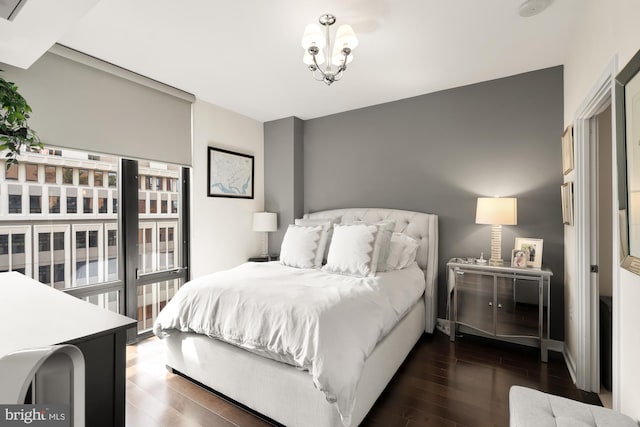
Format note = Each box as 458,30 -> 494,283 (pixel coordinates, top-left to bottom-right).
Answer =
591,104 -> 614,408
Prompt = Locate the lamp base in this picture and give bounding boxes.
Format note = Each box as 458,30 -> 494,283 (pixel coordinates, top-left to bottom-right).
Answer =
490,224 -> 503,267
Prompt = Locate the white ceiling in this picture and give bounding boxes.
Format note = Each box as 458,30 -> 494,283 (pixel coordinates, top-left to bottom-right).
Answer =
12,0 -> 589,122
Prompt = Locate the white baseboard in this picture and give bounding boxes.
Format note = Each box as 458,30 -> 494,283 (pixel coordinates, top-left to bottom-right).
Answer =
563,344 -> 577,384
436,317 -> 450,336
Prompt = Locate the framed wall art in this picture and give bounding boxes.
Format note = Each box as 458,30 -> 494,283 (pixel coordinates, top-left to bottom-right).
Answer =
561,182 -> 574,226
207,147 -> 254,199
562,125 -> 574,175
514,237 -> 544,268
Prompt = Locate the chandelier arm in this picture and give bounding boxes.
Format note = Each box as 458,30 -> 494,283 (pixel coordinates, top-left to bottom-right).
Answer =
312,70 -> 325,81
332,52 -> 349,80
311,54 -> 327,79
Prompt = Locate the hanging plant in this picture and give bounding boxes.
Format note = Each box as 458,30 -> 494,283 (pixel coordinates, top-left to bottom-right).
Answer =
0,71 -> 42,169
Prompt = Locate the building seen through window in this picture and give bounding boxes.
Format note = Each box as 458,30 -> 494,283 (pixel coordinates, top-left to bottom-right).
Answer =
0,147 -> 181,297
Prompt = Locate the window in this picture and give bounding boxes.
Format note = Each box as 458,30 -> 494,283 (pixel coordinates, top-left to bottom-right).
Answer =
5,166 -> 18,180
0,235 -> 8,255
11,234 -> 25,254
45,166 -> 56,184
94,171 -> 104,187
53,232 -> 64,250
79,169 -> 89,185
63,167 -> 73,184
25,164 -> 38,182
76,261 -> 86,281
1,149 -> 188,334
49,196 -> 60,214
98,197 -> 108,213
54,263 -> 65,283
108,230 -> 117,247
83,197 -> 93,214
9,195 -> 22,214
38,233 -> 50,252
67,196 -> 77,214
76,231 -> 86,249
29,195 -> 41,214
38,265 -> 51,285
89,230 -> 98,248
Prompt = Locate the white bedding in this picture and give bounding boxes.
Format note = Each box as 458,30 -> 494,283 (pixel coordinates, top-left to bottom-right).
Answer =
153,261 -> 425,426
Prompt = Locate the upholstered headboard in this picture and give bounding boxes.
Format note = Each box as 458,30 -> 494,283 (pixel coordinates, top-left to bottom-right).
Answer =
304,208 -> 439,333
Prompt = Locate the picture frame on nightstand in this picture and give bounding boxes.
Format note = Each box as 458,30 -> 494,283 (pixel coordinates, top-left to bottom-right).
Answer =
514,237 -> 544,268
511,249 -> 529,268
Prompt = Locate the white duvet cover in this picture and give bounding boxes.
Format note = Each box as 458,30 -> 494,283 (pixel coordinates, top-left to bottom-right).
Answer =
153,261 -> 425,426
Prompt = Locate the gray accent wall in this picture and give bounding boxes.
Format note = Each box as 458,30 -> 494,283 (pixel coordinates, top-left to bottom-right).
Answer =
265,66 -> 565,340
264,117 -> 304,252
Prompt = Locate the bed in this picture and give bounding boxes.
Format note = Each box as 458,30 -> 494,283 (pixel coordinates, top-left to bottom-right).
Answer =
155,208 -> 438,426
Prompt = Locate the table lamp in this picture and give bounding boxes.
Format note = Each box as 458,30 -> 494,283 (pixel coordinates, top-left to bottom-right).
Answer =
253,212 -> 278,258
475,197 -> 517,266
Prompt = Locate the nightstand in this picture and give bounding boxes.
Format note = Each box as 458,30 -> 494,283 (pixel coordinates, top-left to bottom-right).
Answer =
447,258 -> 553,361
248,256 -> 278,262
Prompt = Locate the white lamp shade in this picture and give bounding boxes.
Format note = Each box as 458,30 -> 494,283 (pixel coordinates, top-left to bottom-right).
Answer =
331,50 -> 353,66
334,24 -> 358,50
303,50 -> 326,65
301,24 -> 325,50
253,212 -> 278,232
475,197 -> 517,225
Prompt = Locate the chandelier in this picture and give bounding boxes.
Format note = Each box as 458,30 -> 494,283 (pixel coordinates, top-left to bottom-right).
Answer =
301,14 -> 358,85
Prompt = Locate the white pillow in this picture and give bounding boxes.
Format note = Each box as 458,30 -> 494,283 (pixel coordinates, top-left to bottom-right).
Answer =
322,224 -> 379,277
280,224 -> 323,269
294,218 -> 337,265
385,233 -> 419,270
345,220 -> 395,272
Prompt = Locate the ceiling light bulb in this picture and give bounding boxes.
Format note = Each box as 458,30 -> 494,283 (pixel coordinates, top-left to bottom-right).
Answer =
331,51 -> 353,66
301,24 -> 326,50
334,24 -> 358,50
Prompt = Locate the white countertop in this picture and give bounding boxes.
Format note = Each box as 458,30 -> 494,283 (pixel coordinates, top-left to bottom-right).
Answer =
0,272 -> 136,357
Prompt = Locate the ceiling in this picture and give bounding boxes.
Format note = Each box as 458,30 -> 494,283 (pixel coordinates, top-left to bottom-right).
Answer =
6,0 -> 588,122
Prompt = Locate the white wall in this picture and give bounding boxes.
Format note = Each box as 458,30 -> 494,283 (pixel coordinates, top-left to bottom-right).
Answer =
563,0 -> 640,419
190,99 -> 265,278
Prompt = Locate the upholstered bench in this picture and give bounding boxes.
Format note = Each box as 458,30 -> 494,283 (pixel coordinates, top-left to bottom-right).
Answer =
509,386 -> 637,427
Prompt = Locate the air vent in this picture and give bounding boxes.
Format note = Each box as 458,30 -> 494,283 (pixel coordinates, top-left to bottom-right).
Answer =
0,0 -> 28,21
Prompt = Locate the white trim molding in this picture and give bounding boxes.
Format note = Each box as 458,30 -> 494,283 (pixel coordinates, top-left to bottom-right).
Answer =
572,57 -> 618,394
564,342 -> 578,384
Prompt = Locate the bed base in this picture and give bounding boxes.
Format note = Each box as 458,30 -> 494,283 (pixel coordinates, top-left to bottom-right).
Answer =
164,300 -> 426,427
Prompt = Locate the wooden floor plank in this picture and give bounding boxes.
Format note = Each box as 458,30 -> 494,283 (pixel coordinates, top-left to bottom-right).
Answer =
126,332 -> 599,427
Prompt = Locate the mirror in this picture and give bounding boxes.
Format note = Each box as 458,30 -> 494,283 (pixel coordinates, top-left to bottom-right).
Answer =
616,48 -> 640,276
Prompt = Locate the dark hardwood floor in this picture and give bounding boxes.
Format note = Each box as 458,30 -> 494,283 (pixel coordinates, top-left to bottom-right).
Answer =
125,332 -> 599,427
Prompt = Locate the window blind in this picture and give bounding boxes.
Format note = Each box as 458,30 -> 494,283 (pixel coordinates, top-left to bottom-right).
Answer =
2,44 -> 195,166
